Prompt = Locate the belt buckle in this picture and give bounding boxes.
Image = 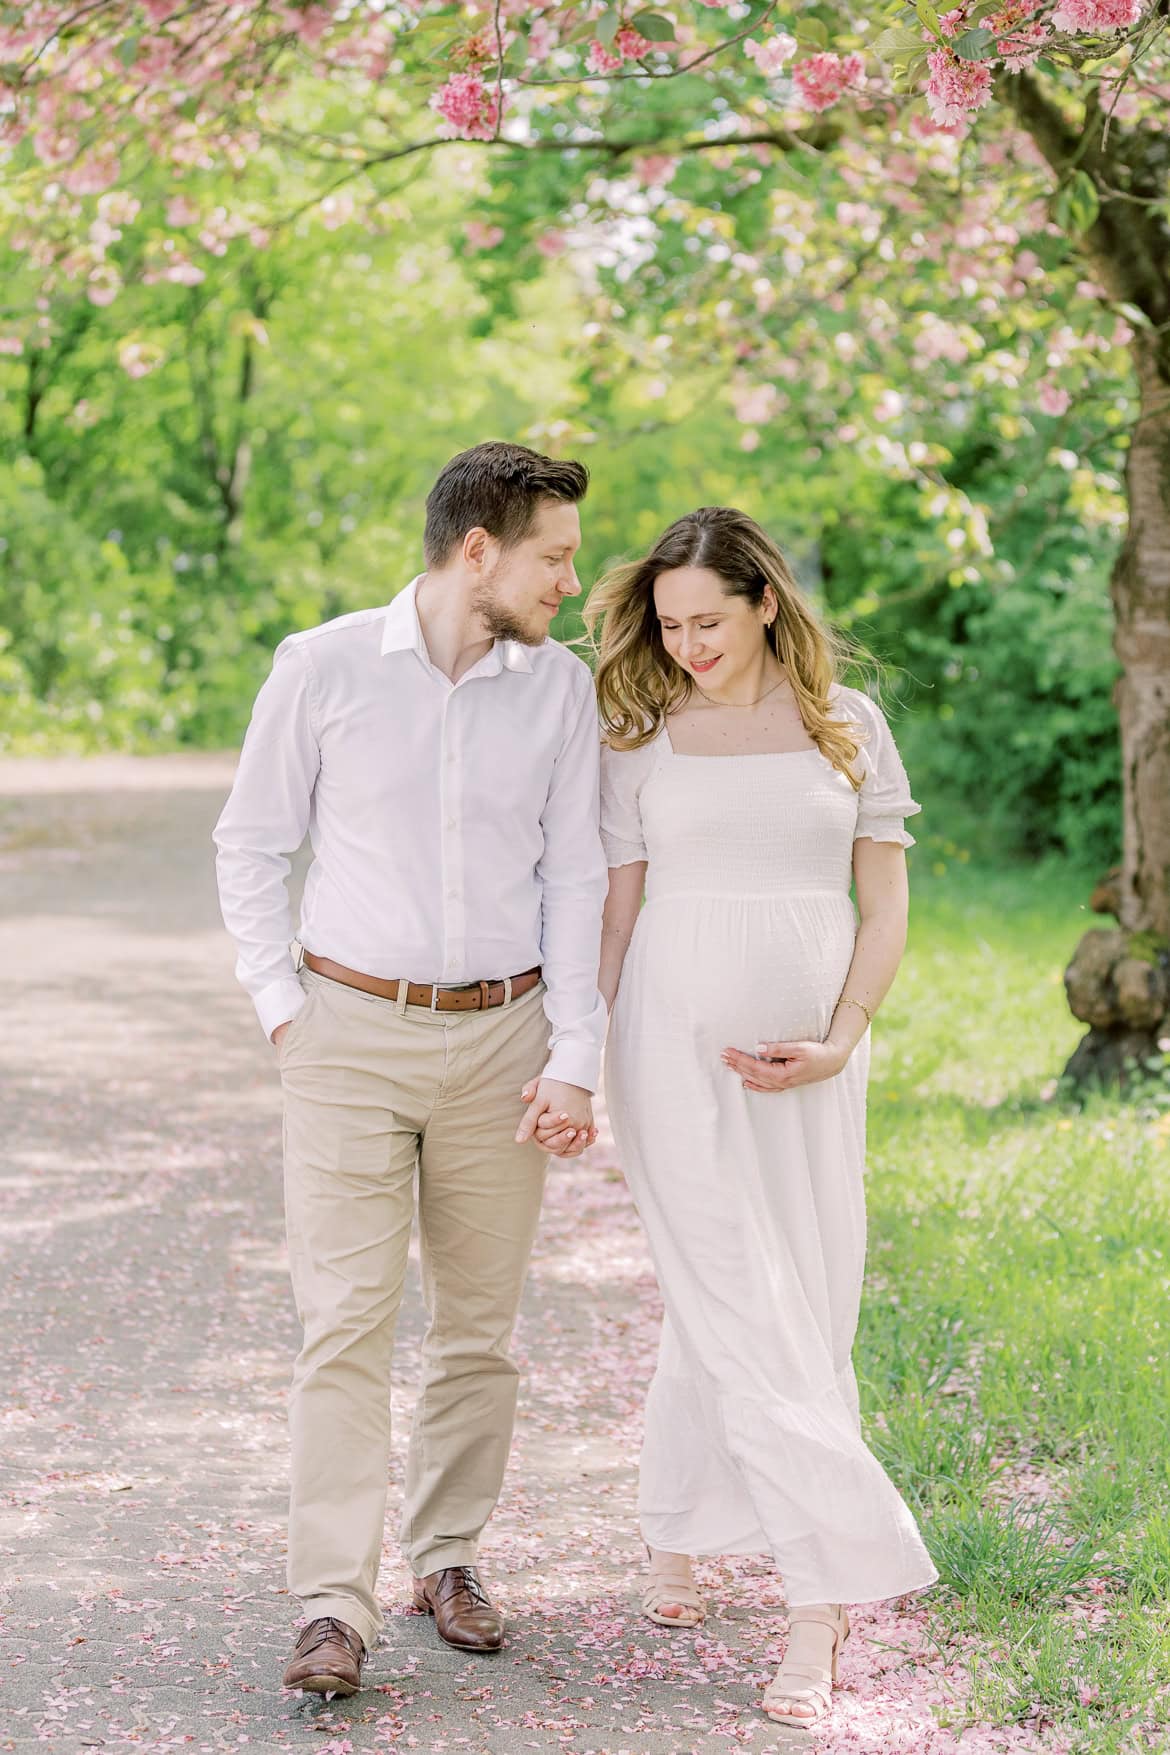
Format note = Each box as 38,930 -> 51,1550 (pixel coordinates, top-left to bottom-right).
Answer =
429,983 -> 442,1012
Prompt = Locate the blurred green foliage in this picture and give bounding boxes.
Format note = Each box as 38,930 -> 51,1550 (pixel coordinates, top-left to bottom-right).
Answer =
0,138 -> 1123,866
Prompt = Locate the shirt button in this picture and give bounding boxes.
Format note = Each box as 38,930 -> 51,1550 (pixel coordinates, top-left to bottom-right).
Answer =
445,817 -> 457,830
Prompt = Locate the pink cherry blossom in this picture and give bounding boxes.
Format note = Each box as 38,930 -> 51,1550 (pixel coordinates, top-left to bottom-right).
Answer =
62,149 -> 121,195
117,338 -> 165,378
1038,381 -> 1071,415
0,336 -> 23,355
586,39 -> 623,75
909,109 -> 970,141
32,128 -> 79,166
281,3 -> 333,47
632,153 -> 678,187
925,47 -> 993,124
527,16 -> 556,61
430,72 -> 502,141
464,218 -> 505,249
792,52 -> 866,112
535,229 -> 566,258
162,256 -> 205,285
98,190 -> 141,226
744,33 -> 798,76
616,26 -> 653,59
85,264 -> 122,306
731,381 -> 778,425
166,194 -> 199,227
1051,0 -> 1144,28
996,23 -> 1050,68
987,0 -> 1051,66
133,36 -> 179,82
939,8 -> 967,34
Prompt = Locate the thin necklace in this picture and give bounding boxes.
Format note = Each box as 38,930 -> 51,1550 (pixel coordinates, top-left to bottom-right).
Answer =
693,672 -> 787,710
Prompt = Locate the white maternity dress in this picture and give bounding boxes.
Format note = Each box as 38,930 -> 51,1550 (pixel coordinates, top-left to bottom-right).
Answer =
601,685 -> 938,1607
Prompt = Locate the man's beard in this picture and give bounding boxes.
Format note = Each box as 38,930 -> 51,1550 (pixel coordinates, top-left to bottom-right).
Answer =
470,580 -> 548,648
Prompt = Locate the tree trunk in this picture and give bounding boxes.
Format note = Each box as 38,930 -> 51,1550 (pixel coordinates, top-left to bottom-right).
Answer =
1063,335 -> 1170,1084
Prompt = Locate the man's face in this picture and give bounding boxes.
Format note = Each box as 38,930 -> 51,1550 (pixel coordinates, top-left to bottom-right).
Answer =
471,499 -> 583,646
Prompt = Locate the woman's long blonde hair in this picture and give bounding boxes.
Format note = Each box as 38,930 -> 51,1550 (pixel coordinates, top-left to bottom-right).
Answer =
582,506 -> 872,788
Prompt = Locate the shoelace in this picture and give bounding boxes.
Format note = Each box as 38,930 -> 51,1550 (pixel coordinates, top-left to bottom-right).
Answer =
439,1567 -> 491,1610
297,1616 -> 361,1656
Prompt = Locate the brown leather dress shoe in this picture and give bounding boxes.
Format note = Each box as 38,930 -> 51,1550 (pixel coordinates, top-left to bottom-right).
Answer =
282,1616 -> 366,1695
412,1566 -> 505,1652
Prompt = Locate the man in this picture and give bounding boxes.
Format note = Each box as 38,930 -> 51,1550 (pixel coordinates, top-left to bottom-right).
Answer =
213,441 -> 607,1696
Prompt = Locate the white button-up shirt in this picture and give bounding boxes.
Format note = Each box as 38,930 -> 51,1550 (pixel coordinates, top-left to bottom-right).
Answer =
213,578 -> 608,1091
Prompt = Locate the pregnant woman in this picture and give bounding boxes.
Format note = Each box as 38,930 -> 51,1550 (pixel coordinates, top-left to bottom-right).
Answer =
579,506 -> 937,1730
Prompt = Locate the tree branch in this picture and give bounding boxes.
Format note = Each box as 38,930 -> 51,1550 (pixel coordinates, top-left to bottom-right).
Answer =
1000,69 -> 1170,335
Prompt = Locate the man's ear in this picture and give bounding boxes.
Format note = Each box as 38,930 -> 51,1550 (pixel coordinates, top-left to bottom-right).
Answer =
462,526 -> 491,570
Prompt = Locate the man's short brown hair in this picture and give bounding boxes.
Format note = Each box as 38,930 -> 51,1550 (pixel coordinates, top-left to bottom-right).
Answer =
423,441 -> 589,567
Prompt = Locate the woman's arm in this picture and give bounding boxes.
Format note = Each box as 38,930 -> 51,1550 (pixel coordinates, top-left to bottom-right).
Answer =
824,838 -> 910,1057
724,839 -> 910,1092
599,861 -> 647,1012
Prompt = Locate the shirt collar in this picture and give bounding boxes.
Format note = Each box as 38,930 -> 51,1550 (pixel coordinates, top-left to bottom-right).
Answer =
381,576 -> 535,675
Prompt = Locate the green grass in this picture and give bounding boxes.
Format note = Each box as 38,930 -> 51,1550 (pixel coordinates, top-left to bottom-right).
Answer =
858,842 -> 1170,1751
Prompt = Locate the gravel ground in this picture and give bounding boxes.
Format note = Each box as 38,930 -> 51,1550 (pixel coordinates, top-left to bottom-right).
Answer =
0,756 -> 963,1755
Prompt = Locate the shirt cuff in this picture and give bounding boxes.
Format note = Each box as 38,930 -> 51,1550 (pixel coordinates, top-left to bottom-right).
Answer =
541,1038 -> 601,1095
254,975 -> 306,1042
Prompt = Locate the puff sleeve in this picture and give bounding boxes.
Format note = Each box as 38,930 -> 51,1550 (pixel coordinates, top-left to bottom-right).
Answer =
842,689 -> 921,849
599,737 -> 654,867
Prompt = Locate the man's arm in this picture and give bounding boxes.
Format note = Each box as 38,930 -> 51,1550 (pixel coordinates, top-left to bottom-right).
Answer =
212,640 -> 321,1041
514,674 -> 607,1147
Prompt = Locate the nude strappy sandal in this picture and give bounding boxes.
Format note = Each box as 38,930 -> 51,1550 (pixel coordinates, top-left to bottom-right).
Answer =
641,1547 -> 707,1629
762,1603 -> 850,1728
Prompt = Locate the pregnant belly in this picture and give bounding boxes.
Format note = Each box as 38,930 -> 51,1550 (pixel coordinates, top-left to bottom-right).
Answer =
619,891 -> 858,1045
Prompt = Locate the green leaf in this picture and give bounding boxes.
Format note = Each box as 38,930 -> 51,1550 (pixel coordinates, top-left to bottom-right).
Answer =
1116,300 -> 1152,328
634,11 -> 678,42
951,26 -> 996,59
500,35 -> 528,74
117,34 -> 140,68
892,53 -> 928,89
873,25 -> 929,61
914,0 -> 942,35
421,30 -> 465,63
595,10 -> 620,47
795,17 -> 829,48
1053,169 -> 1100,235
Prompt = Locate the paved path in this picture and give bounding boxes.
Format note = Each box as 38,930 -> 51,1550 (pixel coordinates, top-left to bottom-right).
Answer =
0,758 -> 952,1755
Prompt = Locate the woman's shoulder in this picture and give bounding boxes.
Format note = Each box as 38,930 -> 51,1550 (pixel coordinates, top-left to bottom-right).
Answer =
601,719 -> 669,757
600,722 -> 667,784
828,683 -> 896,743
828,681 -> 878,718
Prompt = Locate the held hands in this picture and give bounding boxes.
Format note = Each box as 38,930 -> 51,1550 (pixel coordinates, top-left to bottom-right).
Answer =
271,1021 -> 291,1049
517,1078 -> 597,1157
721,1038 -> 850,1093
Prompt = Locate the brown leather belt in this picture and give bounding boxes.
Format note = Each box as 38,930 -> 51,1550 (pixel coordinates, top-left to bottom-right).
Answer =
302,951 -> 542,1013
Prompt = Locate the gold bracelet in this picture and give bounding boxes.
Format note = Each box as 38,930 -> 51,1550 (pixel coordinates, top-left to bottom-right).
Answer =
838,996 -> 872,1026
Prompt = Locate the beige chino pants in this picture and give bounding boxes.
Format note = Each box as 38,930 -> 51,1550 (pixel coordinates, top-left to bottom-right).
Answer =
277,965 -> 551,1651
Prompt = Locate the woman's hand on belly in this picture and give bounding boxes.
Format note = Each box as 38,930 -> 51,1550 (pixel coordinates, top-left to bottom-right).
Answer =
720,1038 -> 850,1093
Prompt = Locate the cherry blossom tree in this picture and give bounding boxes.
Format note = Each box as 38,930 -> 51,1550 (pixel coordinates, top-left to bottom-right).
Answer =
3,0 -> 1168,1078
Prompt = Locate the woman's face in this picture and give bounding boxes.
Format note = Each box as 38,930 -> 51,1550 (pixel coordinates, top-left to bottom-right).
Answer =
653,566 -> 776,688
